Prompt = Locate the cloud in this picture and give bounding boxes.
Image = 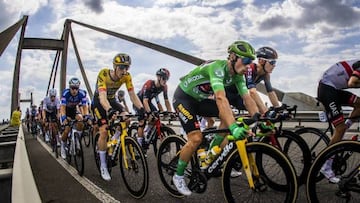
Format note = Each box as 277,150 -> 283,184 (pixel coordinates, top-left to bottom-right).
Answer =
83,0 -> 104,13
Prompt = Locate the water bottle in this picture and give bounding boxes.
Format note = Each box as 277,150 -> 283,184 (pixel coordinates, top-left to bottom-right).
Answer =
197,148 -> 207,169
204,146 -> 221,166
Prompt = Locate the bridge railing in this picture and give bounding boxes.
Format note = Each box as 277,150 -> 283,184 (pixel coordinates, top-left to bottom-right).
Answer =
12,125 -> 41,203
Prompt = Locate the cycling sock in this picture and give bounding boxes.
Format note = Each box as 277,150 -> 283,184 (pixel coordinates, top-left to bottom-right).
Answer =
99,151 -> 107,168
345,119 -> 353,129
176,159 -> 188,176
209,134 -> 224,149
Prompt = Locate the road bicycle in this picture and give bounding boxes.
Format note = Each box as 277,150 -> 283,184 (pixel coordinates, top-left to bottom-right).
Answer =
63,119 -> 84,176
47,117 -> 60,158
82,120 -> 93,147
157,117 -> 298,203
93,114 -> 149,199
306,140 -> 360,202
256,105 -> 312,185
129,111 -> 176,156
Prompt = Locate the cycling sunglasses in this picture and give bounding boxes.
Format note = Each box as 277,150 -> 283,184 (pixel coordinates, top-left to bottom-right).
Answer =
161,76 -> 169,81
262,58 -> 277,65
116,64 -> 130,70
70,86 -> 79,90
241,57 -> 253,65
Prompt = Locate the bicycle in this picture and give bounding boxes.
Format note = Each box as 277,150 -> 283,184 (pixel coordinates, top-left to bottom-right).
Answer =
306,140 -> 360,202
93,114 -> 149,199
63,119 -> 84,176
82,119 -> 93,148
30,117 -> 38,139
130,111 -> 176,156
47,117 -> 60,158
255,105 -> 312,185
157,117 -> 298,203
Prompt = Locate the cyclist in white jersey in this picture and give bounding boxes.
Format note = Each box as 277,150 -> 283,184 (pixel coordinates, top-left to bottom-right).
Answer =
42,88 -> 61,142
317,59 -> 360,183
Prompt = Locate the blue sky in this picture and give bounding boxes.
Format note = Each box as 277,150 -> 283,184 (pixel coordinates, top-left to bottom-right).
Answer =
0,0 -> 360,121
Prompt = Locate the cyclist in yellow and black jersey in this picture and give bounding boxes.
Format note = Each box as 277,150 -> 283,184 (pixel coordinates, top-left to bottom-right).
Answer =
92,53 -> 145,181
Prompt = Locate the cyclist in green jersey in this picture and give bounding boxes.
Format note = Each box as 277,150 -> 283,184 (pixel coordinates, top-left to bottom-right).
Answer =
172,40 -> 261,196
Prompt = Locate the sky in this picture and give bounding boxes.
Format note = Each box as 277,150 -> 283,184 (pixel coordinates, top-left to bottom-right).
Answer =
0,0 -> 360,121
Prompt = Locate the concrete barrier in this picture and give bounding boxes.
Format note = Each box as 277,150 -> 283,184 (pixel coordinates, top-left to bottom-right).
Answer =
11,125 -> 41,203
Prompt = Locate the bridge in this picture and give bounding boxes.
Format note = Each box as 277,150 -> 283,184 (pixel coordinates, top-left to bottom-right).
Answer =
0,15 -> 333,202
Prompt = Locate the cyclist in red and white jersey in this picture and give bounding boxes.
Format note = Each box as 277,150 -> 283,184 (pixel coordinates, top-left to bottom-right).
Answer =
317,60 -> 360,183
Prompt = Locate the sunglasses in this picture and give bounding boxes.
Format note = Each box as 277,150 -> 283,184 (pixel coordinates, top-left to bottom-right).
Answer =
262,58 -> 277,65
70,86 -> 79,90
240,57 -> 253,65
161,76 -> 169,81
116,65 -> 130,70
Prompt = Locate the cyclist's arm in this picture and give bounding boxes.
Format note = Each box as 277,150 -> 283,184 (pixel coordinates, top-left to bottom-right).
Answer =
267,91 -> 280,108
164,99 -> 172,112
99,91 -> 111,111
129,89 -> 143,110
122,100 -> 130,112
348,70 -> 360,88
214,90 -> 235,127
242,92 -> 259,116
249,87 -> 267,114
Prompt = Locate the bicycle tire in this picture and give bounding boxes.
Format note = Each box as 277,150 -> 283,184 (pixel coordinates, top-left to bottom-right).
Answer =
156,135 -> 194,198
73,132 -> 84,176
295,127 -> 330,162
306,140 -> 360,203
50,126 -> 58,158
261,130 -> 312,185
82,129 -> 91,147
222,142 -> 298,203
93,132 -> 101,173
119,136 -> 149,199
152,125 -> 176,156
127,122 -> 139,138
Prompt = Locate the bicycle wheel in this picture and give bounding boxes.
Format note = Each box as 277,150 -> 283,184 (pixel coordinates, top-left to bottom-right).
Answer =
82,128 -> 91,147
66,138 -> 72,164
50,126 -> 58,158
93,132 -> 101,172
306,141 -> 360,203
73,132 -> 84,176
261,130 -> 312,185
156,135 -> 194,198
151,125 -> 176,156
119,136 -> 149,199
223,142 -> 298,203
295,127 -> 330,161
127,122 -> 139,138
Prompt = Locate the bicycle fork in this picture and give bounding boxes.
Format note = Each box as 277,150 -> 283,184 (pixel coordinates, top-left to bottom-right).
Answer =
236,139 -> 259,189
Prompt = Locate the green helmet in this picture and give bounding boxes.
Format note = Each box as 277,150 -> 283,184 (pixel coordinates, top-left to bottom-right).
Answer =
227,41 -> 256,60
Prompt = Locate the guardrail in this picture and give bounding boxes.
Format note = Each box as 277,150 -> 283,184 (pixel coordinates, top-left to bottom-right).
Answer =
11,125 -> 41,203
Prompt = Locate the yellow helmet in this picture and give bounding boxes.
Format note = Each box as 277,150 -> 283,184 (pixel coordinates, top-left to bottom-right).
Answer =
113,53 -> 131,66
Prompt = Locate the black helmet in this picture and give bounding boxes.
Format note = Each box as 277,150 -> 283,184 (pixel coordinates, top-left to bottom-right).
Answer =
118,90 -> 125,97
69,77 -> 80,87
156,68 -> 170,80
256,47 -> 278,59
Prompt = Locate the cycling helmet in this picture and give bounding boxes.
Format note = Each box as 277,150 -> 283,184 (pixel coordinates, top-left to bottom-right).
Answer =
227,41 -> 256,60
118,90 -> 125,98
69,77 -> 80,87
49,88 -> 57,97
113,53 -> 131,66
156,68 -> 170,80
256,46 -> 278,59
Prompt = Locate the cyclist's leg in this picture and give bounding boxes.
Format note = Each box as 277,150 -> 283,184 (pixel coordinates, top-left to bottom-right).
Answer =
93,99 -> 111,181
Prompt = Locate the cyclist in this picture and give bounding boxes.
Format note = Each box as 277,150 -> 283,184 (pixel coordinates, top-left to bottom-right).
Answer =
60,77 -> 90,159
25,107 -> 30,131
134,68 -> 173,148
92,53 -> 145,181
42,88 -> 61,143
172,40 -> 261,196
117,90 -> 129,113
225,46 -> 280,114
317,60 -> 360,183
30,104 -> 39,133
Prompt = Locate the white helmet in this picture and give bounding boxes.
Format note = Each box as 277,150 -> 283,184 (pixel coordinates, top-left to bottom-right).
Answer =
49,88 -> 57,97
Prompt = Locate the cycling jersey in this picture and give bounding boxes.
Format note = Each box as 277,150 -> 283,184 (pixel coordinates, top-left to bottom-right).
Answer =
179,60 -> 248,101
43,96 -> 60,113
137,80 -> 168,104
246,63 -> 273,92
320,60 -> 360,89
94,68 -> 134,100
61,88 -> 87,108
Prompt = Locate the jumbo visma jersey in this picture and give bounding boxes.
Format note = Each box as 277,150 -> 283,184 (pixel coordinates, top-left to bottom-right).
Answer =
94,68 -> 134,100
179,60 -> 248,101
